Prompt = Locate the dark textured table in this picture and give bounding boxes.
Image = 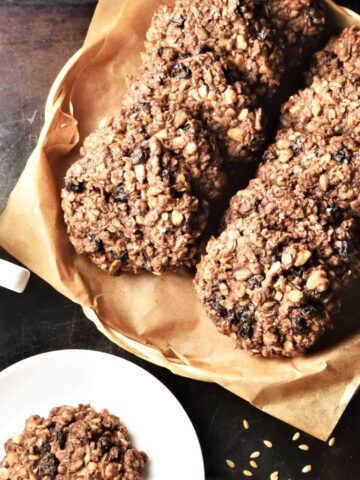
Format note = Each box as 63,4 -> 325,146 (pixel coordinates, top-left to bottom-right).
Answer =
0,1 -> 359,479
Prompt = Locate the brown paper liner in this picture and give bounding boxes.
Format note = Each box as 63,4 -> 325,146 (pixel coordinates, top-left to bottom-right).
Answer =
1,0 -> 360,441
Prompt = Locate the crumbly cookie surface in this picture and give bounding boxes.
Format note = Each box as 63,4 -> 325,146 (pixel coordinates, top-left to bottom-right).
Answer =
281,28 -> 360,137
124,53 -> 265,164
266,0 -> 326,65
143,0 -> 285,97
0,405 -> 148,480
196,181 -> 358,357
61,103 -> 222,275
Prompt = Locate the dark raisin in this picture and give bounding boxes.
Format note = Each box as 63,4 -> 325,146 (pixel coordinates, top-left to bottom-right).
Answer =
98,436 -> 114,453
301,300 -> 323,317
335,240 -> 353,263
171,15 -> 185,28
247,274 -> 264,289
113,185 -> 129,202
178,51 -> 191,59
291,137 -> 302,155
231,307 -> 254,338
196,44 -> 211,54
323,50 -> 337,65
181,122 -> 191,131
143,251 -> 150,263
211,299 -> 227,317
65,179 -> 84,193
253,199 -> 261,212
38,442 -> 51,456
170,63 -> 192,79
236,0 -> 247,14
161,170 -> 170,181
291,315 -> 310,334
182,214 -> 195,233
158,47 -> 165,58
333,149 -> 350,163
257,30 -> 267,41
89,235 -> 104,253
137,101 -> 150,110
262,150 -> 276,164
223,67 -> 240,84
53,427 -> 66,449
37,454 -> 59,479
326,206 -> 343,225
131,149 -> 148,165
112,250 -> 129,263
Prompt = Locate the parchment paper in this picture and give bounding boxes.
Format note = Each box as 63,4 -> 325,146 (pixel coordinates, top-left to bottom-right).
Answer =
0,0 -> 359,441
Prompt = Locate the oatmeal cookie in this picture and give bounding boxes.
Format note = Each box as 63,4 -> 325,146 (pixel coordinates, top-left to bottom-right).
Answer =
305,27 -> 360,84
226,133 -> 360,224
0,404 -> 148,480
62,103 -> 223,275
281,28 -> 360,136
143,0 -> 285,97
195,182 -> 358,357
266,0 -> 327,65
124,53 -> 265,164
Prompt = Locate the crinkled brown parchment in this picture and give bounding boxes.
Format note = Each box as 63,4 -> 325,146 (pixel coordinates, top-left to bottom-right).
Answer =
0,0 -> 359,440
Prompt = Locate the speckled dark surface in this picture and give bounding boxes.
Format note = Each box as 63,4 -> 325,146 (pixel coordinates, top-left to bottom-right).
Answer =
0,1 -> 359,479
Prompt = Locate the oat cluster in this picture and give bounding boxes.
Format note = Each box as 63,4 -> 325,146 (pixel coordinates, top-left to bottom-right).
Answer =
62,0 -> 326,275
195,28 -> 360,357
0,405 -> 147,480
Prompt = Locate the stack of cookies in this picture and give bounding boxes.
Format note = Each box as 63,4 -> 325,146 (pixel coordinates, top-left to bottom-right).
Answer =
195,28 -> 360,357
62,0 -> 326,277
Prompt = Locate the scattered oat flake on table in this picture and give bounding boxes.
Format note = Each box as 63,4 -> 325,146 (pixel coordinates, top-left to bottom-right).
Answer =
270,471 -> 279,480
243,419 -> 250,429
243,470 -> 253,477
226,459 -> 236,469
263,440 -> 273,448
328,437 -> 336,447
292,432 -> 301,441
250,460 -> 258,468
298,444 -> 310,451
302,465 -> 312,473
250,451 -> 261,459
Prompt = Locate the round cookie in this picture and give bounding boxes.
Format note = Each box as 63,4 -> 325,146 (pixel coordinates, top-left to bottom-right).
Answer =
124,52 -> 265,164
266,0 -> 327,66
305,27 -> 360,84
226,132 -> 360,225
143,0 -> 285,97
280,29 -> 360,137
0,404 -> 148,480
62,103 -> 223,275
195,185 -> 356,358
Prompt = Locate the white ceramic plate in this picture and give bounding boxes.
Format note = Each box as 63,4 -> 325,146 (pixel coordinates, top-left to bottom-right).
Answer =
0,350 -> 204,479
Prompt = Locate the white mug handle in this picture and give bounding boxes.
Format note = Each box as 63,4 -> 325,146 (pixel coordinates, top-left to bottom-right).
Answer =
0,259 -> 30,293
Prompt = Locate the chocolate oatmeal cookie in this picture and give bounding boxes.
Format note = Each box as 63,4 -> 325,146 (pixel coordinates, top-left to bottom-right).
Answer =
62,103 -> 223,275
226,132 -> 360,224
196,28 -> 360,357
124,53 -> 265,164
143,0 -> 285,97
266,0 -> 327,65
195,182 -> 358,357
0,405 -> 148,480
306,26 -> 360,84
281,28 -> 360,136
